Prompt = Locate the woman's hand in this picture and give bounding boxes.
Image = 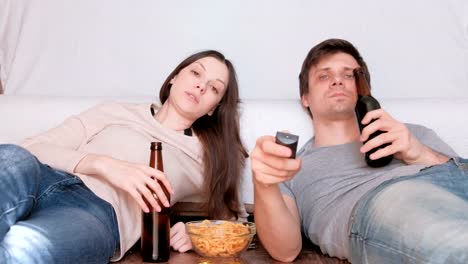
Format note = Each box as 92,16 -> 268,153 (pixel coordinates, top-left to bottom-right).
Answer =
170,222 -> 192,252
360,109 -> 448,165
75,154 -> 174,213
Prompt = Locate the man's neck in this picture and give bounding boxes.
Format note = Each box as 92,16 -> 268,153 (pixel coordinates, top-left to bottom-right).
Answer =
312,117 -> 360,147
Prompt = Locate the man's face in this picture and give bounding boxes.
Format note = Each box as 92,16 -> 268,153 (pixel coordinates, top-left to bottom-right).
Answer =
301,52 -> 360,121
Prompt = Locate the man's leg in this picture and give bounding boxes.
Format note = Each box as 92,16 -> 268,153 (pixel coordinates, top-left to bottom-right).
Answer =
350,159 -> 468,264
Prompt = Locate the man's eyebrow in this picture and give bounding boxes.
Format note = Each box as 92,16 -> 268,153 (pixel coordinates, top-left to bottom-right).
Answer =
314,66 -> 355,73
313,67 -> 330,73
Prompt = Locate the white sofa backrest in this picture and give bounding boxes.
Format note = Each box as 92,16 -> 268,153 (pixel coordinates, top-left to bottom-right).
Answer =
1,1 -> 467,100
1,95 -> 467,203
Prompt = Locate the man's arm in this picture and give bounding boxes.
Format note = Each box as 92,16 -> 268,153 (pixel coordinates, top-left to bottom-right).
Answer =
359,109 -> 450,166
398,141 -> 450,165
251,136 -> 302,262
254,184 -> 302,262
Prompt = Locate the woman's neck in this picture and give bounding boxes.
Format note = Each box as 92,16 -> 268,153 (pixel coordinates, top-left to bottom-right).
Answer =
154,102 -> 193,132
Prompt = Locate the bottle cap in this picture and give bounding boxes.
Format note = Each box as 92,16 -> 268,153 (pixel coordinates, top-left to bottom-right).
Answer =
150,142 -> 162,150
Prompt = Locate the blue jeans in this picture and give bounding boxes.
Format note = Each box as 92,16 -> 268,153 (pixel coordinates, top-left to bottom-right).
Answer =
349,158 -> 468,264
0,144 -> 119,264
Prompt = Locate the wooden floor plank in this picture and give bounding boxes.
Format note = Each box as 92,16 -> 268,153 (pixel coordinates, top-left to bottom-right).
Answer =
115,236 -> 349,264
116,202 -> 349,263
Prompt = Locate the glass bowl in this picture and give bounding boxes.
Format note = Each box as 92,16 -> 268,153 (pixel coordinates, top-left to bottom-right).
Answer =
186,220 -> 256,258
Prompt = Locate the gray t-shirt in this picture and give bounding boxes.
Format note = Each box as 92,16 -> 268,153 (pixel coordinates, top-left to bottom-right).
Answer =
279,124 -> 457,259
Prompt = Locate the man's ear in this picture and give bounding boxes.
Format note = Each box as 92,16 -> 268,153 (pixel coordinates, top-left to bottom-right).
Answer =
301,94 -> 310,107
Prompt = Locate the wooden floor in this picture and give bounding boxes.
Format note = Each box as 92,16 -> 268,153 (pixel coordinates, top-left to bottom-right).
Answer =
115,203 -> 349,263
115,236 -> 349,264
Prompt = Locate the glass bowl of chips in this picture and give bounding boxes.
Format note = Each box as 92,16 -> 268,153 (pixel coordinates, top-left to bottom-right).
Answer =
186,220 -> 256,258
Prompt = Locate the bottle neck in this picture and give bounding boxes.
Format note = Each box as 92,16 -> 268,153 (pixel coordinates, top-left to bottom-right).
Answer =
353,68 -> 371,96
149,142 -> 170,205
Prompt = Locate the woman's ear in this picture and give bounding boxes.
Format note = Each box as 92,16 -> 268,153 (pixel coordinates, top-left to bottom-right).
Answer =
207,103 -> 221,116
169,75 -> 177,84
301,94 -> 310,107
207,108 -> 215,116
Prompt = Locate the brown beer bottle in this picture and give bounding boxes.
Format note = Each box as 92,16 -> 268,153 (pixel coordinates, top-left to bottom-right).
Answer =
354,68 -> 393,167
141,142 -> 171,262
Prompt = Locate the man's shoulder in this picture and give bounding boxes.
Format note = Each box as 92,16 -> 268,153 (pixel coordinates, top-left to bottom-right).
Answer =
297,137 -> 315,156
405,123 -> 430,131
405,123 -> 437,138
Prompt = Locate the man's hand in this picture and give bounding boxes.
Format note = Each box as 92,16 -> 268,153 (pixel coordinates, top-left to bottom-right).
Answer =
360,109 -> 449,165
75,154 -> 174,213
170,222 -> 192,253
251,135 -> 301,187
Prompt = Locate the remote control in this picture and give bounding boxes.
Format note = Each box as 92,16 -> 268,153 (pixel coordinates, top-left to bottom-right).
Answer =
275,131 -> 299,159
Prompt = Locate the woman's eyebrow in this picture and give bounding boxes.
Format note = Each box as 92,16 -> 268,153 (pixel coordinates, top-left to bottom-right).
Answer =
216,79 -> 226,87
195,62 -> 206,71
196,62 -> 226,86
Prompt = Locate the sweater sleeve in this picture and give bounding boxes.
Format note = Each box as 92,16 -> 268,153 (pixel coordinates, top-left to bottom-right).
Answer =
21,116 -> 90,173
20,102 -> 122,173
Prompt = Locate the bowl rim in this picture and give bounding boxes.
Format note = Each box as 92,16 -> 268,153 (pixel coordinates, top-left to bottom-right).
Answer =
185,220 -> 256,238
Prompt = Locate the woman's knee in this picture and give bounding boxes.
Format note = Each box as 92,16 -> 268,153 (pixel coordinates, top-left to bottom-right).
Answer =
0,227 -> 55,263
0,144 -> 41,184
0,144 -> 36,165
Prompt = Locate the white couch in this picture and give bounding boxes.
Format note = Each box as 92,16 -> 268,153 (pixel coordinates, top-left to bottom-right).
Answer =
1,95 -> 468,204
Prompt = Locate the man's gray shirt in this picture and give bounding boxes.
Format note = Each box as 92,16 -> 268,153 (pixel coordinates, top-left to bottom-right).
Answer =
279,124 -> 457,259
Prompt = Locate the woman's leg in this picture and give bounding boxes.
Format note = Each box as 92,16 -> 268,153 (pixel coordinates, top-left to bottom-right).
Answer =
0,144 -> 42,240
349,159 -> 468,264
1,206 -> 117,264
0,144 -> 119,263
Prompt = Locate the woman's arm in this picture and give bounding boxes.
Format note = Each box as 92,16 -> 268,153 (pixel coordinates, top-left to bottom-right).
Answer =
21,116 -> 90,173
21,103 -> 173,212
75,154 -> 172,213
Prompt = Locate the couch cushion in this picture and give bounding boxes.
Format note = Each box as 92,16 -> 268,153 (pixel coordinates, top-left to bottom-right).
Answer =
1,96 -> 467,204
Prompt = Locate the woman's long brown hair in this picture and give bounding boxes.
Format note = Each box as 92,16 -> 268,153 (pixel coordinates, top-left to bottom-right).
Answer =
159,50 -> 248,219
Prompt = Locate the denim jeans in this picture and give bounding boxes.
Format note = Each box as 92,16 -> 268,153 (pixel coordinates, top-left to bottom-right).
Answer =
0,144 -> 119,264
349,158 -> 468,264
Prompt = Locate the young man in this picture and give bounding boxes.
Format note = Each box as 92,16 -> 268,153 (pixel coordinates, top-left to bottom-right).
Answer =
251,38 -> 468,263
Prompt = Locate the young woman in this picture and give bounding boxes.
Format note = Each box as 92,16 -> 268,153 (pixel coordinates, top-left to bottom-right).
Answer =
0,50 -> 248,263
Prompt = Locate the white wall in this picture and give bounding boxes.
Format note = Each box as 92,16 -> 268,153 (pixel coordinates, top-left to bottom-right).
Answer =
1,0 -> 467,99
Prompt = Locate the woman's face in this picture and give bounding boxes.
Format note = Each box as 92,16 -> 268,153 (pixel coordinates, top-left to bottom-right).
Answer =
169,56 -> 229,120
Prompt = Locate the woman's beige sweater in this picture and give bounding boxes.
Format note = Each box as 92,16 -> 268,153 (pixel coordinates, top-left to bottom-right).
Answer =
21,102 -> 204,261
